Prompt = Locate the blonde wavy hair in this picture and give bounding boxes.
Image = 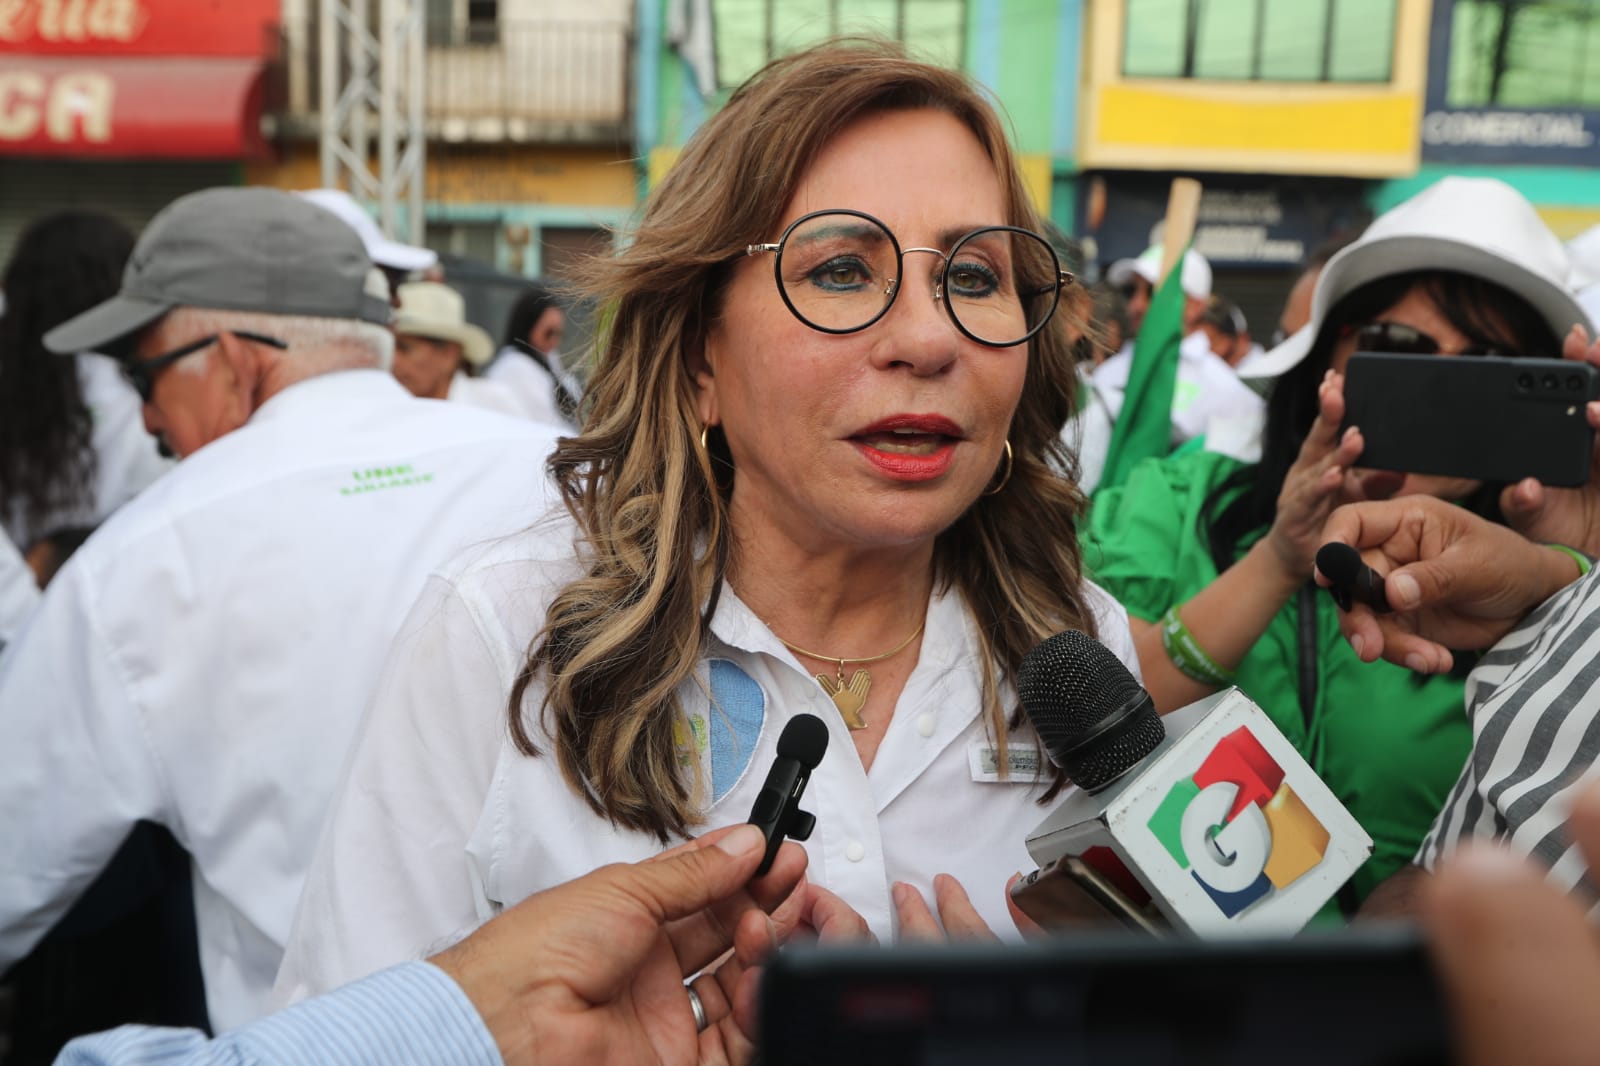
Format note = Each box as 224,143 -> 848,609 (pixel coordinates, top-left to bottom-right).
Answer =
511,39 -> 1100,840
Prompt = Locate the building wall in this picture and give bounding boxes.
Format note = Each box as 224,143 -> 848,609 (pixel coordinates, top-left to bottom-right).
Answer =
637,0 -> 1086,224
427,0 -> 631,131
248,139 -> 636,276
1077,0 -> 1431,178
1393,0 -> 1600,237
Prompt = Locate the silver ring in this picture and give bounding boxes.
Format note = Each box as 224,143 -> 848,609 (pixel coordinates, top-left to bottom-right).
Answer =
687,985 -> 708,1033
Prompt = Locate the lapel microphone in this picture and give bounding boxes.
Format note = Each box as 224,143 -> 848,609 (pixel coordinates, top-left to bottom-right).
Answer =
1315,543 -> 1393,614
748,714 -> 829,875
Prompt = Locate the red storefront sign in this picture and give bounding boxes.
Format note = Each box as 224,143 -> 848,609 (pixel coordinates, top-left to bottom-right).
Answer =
0,0 -> 280,159
0,0 -> 278,56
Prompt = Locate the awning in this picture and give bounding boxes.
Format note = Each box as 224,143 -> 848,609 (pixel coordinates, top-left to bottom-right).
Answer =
0,56 -> 271,160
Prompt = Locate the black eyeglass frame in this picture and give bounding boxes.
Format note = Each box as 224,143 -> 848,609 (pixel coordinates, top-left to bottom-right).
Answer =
744,208 -> 1075,349
121,329 -> 289,401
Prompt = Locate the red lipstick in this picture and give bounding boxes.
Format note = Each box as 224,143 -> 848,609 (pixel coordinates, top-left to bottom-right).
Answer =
849,414 -> 962,482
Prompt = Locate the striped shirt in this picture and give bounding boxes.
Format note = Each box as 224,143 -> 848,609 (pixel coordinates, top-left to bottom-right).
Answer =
1416,566 -> 1600,905
54,962 -> 500,1066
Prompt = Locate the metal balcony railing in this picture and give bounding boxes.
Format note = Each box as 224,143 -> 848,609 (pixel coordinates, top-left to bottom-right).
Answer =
280,17 -> 632,142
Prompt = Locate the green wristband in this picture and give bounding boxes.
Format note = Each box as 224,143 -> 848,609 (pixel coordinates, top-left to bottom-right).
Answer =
1545,543 -> 1593,578
1159,605 -> 1236,687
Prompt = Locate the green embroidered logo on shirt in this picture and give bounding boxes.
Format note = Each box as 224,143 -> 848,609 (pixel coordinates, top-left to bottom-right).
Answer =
339,464 -> 434,496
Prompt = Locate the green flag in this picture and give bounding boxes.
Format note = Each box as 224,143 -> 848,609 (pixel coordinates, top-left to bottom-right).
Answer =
1097,257 -> 1187,491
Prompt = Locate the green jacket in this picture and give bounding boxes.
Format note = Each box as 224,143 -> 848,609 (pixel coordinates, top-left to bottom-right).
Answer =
1084,450 -> 1472,903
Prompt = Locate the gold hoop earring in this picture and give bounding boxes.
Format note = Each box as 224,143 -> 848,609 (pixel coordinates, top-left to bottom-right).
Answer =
982,440 -> 1013,497
699,424 -> 711,451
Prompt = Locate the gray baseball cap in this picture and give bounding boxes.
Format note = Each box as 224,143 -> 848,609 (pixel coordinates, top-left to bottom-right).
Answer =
45,186 -> 393,356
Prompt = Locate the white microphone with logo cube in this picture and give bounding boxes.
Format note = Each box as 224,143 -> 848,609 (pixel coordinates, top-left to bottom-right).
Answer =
1014,631 -> 1373,935
1025,689 -> 1372,934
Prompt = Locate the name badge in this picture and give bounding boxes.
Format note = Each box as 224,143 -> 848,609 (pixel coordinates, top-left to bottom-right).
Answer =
968,743 -> 1045,783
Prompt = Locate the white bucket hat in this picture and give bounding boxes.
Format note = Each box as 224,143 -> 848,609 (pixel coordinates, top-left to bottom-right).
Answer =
1106,245 -> 1213,301
1240,176 -> 1590,383
394,281 -> 493,367
1567,223 -> 1600,290
296,188 -> 439,273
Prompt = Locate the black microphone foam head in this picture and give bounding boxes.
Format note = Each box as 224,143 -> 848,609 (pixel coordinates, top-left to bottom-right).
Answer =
1015,629 -> 1165,792
1315,542 -> 1364,586
776,713 -> 829,769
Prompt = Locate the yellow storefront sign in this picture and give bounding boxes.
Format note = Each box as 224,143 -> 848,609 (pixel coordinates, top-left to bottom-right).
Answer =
1091,83 -> 1419,175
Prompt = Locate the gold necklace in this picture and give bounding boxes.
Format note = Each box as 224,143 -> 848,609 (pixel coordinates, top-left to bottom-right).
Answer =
776,620 -> 926,730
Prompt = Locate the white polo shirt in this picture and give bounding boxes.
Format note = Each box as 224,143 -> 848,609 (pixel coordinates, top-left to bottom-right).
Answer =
483,346 -> 579,432
273,517 -> 1138,1001
0,369 -> 561,1032
445,370 -> 526,419
1092,332 -> 1265,449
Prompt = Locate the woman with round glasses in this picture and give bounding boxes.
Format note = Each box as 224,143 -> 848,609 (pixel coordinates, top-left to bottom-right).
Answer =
1084,177 -> 1595,910
277,41 -> 1131,999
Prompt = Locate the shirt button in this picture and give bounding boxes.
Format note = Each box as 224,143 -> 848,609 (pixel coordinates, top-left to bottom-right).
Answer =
917,714 -> 936,737
845,840 -> 866,862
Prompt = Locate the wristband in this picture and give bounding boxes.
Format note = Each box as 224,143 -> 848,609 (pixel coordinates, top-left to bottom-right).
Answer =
1545,543 -> 1593,578
1159,605 -> 1236,687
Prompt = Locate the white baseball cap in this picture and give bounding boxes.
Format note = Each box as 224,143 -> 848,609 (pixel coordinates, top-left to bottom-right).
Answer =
296,188 -> 439,273
1241,176 -> 1590,383
1106,245 -> 1213,301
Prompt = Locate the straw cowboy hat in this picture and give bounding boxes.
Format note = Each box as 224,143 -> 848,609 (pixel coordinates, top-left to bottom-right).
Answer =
393,281 -> 493,367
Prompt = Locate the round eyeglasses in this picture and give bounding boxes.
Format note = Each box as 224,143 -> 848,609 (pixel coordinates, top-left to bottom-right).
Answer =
744,209 -> 1073,348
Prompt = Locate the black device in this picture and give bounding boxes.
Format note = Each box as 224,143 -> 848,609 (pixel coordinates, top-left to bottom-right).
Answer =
748,714 -> 828,875
759,931 -> 1450,1065
1342,352 -> 1600,488
1009,856 -> 1163,934
1315,542 -> 1393,614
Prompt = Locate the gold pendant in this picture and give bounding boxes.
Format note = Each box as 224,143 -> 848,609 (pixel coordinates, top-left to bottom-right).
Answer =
817,668 -> 871,730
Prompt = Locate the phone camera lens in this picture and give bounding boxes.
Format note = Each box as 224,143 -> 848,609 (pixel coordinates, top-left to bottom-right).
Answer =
1570,374 -> 1586,391
1543,374 -> 1560,390
1518,373 -> 1535,389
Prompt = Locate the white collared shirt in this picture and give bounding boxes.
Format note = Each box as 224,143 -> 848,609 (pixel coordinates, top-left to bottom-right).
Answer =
483,346 -> 579,432
445,370 -> 526,419
273,514 -> 1138,1002
0,370 -> 561,1032
0,529 -> 37,649
1091,332 -> 1265,449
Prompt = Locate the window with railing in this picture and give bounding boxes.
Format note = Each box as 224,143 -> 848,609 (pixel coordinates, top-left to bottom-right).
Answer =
427,0 -> 499,45
1122,0 -> 1396,82
712,0 -> 965,91
1447,0 -> 1600,108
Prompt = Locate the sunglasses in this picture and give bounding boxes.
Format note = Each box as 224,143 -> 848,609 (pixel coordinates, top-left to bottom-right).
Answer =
121,330 -> 288,402
1346,321 -> 1509,358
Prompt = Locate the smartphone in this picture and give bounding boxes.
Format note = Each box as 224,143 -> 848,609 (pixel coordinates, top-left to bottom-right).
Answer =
760,930 -> 1449,1065
1341,352 -> 1600,487
1009,856 -> 1164,935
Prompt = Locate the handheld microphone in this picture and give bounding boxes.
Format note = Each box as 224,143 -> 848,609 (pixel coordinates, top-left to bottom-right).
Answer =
1014,631 -> 1372,935
1315,542 -> 1393,614
748,714 -> 828,875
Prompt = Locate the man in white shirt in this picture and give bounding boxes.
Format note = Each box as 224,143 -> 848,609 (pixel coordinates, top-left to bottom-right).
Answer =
392,280 -> 524,416
1087,245 -> 1264,469
0,188 -> 562,1032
